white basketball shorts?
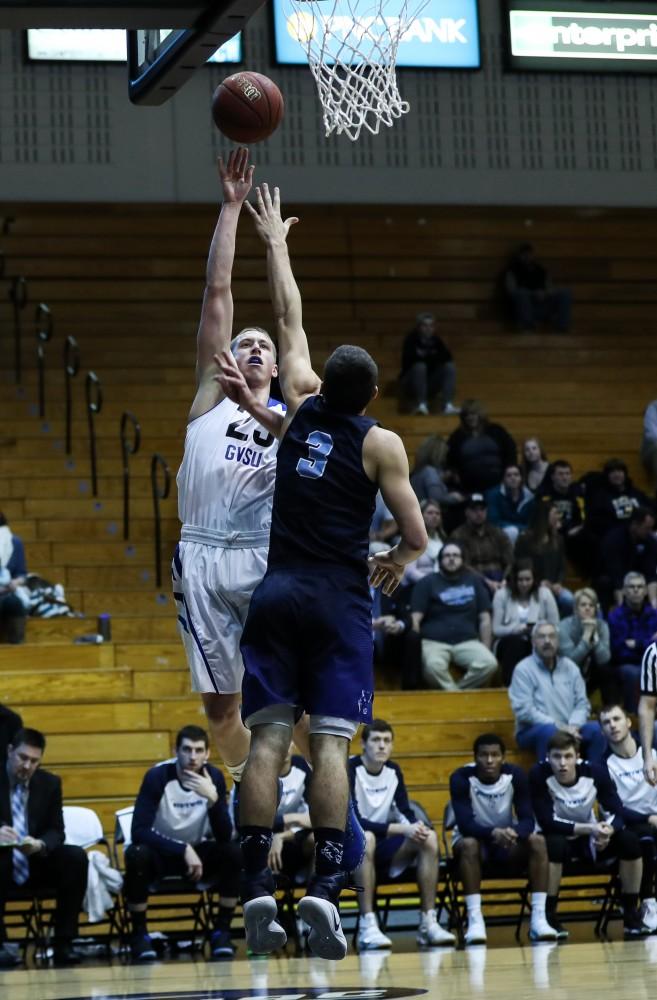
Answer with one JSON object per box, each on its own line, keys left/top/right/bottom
{"left": 172, "top": 540, "right": 268, "bottom": 694}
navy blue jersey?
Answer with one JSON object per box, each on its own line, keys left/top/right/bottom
{"left": 267, "top": 394, "right": 378, "bottom": 578}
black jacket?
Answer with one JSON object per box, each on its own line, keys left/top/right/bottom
{"left": 0, "top": 766, "right": 65, "bottom": 857}
{"left": 0, "top": 705, "right": 22, "bottom": 762}
{"left": 400, "top": 329, "right": 452, "bottom": 375}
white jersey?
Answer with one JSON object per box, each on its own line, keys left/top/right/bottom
{"left": 176, "top": 396, "right": 284, "bottom": 538}
{"left": 606, "top": 747, "right": 657, "bottom": 817}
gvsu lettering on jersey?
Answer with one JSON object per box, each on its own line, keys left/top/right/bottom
{"left": 225, "top": 444, "right": 264, "bottom": 468}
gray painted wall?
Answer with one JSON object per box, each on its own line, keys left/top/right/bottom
{"left": 1, "top": 4, "right": 656, "bottom": 204}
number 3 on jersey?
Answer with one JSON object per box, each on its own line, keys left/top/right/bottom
{"left": 297, "top": 431, "right": 334, "bottom": 480}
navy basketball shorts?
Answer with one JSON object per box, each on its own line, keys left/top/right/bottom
{"left": 240, "top": 566, "right": 374, "bottom": 726}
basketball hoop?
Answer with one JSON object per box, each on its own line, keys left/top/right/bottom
{"left": 286, "top": 0, "right": 430, "bottom": 140}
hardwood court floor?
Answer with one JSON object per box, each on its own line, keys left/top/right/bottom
{"left": 4, "top": 937, "right": 657, "bottom": 1000}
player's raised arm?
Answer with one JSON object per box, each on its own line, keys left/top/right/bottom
{"left": 244, "top": 183, "right": 320, "bottom": 410}
{"left": 189, "top": 147, "right": 254, "bottom": 422}
{"left": 364, "top": 427, "right": 428, "bottom": 595}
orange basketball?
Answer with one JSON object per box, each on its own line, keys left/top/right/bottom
{"left": 211, "top": 71, "right": 284, "bottom": 143}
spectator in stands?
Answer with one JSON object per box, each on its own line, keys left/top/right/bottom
{"left": 402, "top": 500, "right": 447, "bottom": 586}
{"left": 486, "top": 464, "right": 535, "bottom": 545}
{"left": 450, "top": 494, "right": 514, "bottom": 593}
{"left": 492, "top": 560, "right": 559, "bottom": 685}
{"left": 370, "top": 492, "right": 398, "bottom": 554}
{"left": 0, "top": 704, "right": 22, "bottom": 762}
{"left": 399, "top": 312, "right": 459, "bottom": 416}
{"left": 410, "top": 435, "right": 464, "bottom": 507}
{"left": 515, "top": 501, "right": 573, "bottom": 615}
{"left": 267, "top": 743, "right": 313, "bottom": 886}
{"left": 411, "top": 542, "right": 498, "bottom": 691}
{"left": 558, "top": 588, "right": 614, "bottom": 703}
{"left": 372, "top": 587, "right": 420, "bottom": 690}
{"left": 608, "top": 573, "right": 657, "bottom": 714}
{"left": 124, "top": 724, "right": 241, "bottom": 962}
{"left": 446, "top": 400, "right": 517, "bottom": 495}
{"left": 641, "top": 398, "right": 657, "bottom": 493}
{"left": 521, "top": 437, "right": 550, "bottom": 494}
{"left": 595, "top": 506, "right": 657, "bottom": 612}
{"left": 537, "top": 461, "right": 588, "bottom": 569}
{"left": 0, "top": 512, "right": 27, "bottom": 645}
{"left": 0, "top": 727, "right": 88, "bottom": 968}
{"left": 585, "top": 459, "right": 651, "bottom": 546}
{"left": 503, "top": 243, "right": 572, "bottom": 333}
{"left": 350, "top": 719, "right": 455, "bottom": 950}
{"left": 599, "top": 704, "right": 657, "bottom": 931}
{"left": 449, "top": 733, "right": 555, "bottom": 945}
{"left": 530, "top": 730, "right": 647, "bottom": 938}
{"left": 508, "top": 622, "right": 606, "bottom": 763}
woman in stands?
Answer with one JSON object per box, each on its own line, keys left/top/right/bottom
{"left": 522, "top": 437, "right": 550, "bottom": 493}
{"left": 515, "top": 501, "right": 574, "bottom": 616}
{"left": 402, "top": 500, "right": 447, "bottom": 587}
{"left": 409, "top": 434, "right": 464, "bottom": 507}
{"left": 492, "top": 558, "right": 559, "bottom": 684}
{"left": 558, "top": 587, "right": 615, "bottom": 702}
{"left": 445, "top": 399, "right": 517, "bottom": 494}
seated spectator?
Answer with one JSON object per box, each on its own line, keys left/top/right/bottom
{"left": 450, "top": 494, "right": 514, "bottom": 593}
{"left": 595, "top": 506, "right": 657, "bottom": 612}
{"left": 370, "top": 491, "right": 398, "bottom": 554}
{"left": 558, "top": 589, "right": 614, "bottom": 703}
{"left": 402, "top": 500, "right": 447, "bottom": 587}
{"left": 515, "top": 502, "right": 574, "bottom": 616}
{"left": 124, "top": 725, "right": 241, "bottom": 962}
{"left": 508, "top": 622, "right": 606, "bottom": 763}
{"left": 411, "top": 543, "right": 498, "bottom": 691}
{"left": 0, "top": 727, "right": 88, "bottom": 968}
{"left": 449, "top": 733, "right": 555, "bottom": 945}
{"left": 0, "top": 513, "right": 27, "bottom": 644}
{"left": 0, "top": 703, "right": 22, "bottom": 762}
{"left": 410, "top": 435, "right": 464, "bottom": 507}
{"left": 521, "top": 437, "right": 550, "bottom": 494}
{"left": 492, "top": 560, "right": 559, "bottom": 686}
{"left": 584, "top": 459, "right": 651, "bottom": 546}
{"left": 350, "top": 719, "right": 455, "bottom": 950}
{"left": 503, "top": 243, "right": 572, "bottom": 333}
{"left": 641, "top": 398, "right": 657, "bottom": 493}
{"left": 446, "top": 399, "right": 517, "bottom": 494}
{"left": 268, "top": 744, "right": 313, "bottom": 886}
{"left": 529, "top": 730, "right": 646, "bottom": 938}
{"left": 485, "top": 464, "right": 535, "bottom": 545}
{"left": 600, "top": 704, "right": 657, "bottom": 932}
{"left": 399, "top": 312, "right": 458, "bottom": 416}
{"left": 608, "top": 573, "right": 657, "bottom": 714}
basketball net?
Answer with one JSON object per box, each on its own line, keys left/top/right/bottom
{"left": 287, "top": 0, "right": 430, "bottom": 140}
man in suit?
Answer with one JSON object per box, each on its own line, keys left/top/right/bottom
{"left": 0, "top": 727, "right": 88, "bottom": 967}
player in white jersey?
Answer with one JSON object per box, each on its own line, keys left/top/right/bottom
{"left": 173, "top": 148, "right": 295, "bottom": 785}
{"left": 599, "top": 703, "right": 657, "bottom": 930}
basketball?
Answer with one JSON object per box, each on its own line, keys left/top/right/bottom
{"left": 211, "top": 72, "right": 284, "bottom": 143}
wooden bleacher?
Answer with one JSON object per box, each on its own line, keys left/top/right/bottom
{"left": 1, "top": 202, "right": 655, "bottom": 841}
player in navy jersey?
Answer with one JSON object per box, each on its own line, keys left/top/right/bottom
{"left": 215, "top": 184, "right": 427, "bottom": 960}
{"left": 529, "top": 729, "right": 647, "bottom": 938}
{"left": 449, "top": 733, "right": 555, "bottom": 944}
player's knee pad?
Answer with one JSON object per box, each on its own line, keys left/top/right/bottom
{"left": 309, "top": 714, "right": 359, "bottom": 739}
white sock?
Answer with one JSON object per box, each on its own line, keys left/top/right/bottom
{"left": 421, "top": 909, "right": 436, "bottom": 924}
{"left": 226, "top": 758, "right": 248, "bottom": 783}
{"left": 643, "top": 897, "right": 656, "bottom": 906}
{"left": 531, "top": 891, "right": 547, "bottom": 918}
{"left": 362, "top": 912, "right": 377, "bottom": 926}
{"left": 465, "top": 894, "right": 482, "bottom": 916}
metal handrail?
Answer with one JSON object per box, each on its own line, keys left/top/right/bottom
{"left": 35, "top": 303, "right": 53, "bottom": 418}
{"left": 150, "top": 453, "right": 171, "bottom": 589}
{"left": 120, "top": 411, "right": 141, "bottom": 540}
{"left": 85, "top": 372, "right": 103, "bottom": 496}
{"left": 63, "top": 336, "right": 80, "bottom": 455}
{"left": 9, "top": 275, "right": 27, "bottom": 383}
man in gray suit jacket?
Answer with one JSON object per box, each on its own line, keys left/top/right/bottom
{"left": 0, "top": 727, "right": 88, "bottom": 967}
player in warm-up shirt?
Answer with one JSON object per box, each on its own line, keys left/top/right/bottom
{"left": 214, "top": 183, "right": 427, "bottom": 961}
{"left": 449, "top": 733, "right": 554, "bottom": 945}
{"left": 600, "top": 703, "right": 657, "bottom": 931}
{"left": 349, "top": 719, "right": 455, "bottom": 951}
{"left": 123, "top": 725, "right": 240, "bottom": 962}
{"left": 529, "top": 729, "right": 646, "bottom": 938}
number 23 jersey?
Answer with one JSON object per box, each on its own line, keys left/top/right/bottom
{"left": 176, "top": 396, "right": 285, "bottom": 535}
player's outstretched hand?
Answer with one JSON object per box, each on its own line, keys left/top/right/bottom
{"left": 218, "top": 147, "right": 255, "bottom": 205}
{"left": 212, "top": 349, "right": 255, "bottom": 406}
{"left": 368, "top": 550, "right": 405, "bottom": 596}
{"left": 244, "top": 183, "right": 298, "bottom": 244}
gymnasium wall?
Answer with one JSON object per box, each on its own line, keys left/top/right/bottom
{"left": 0, "top": 4, "right": 656, "bottom": 204}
